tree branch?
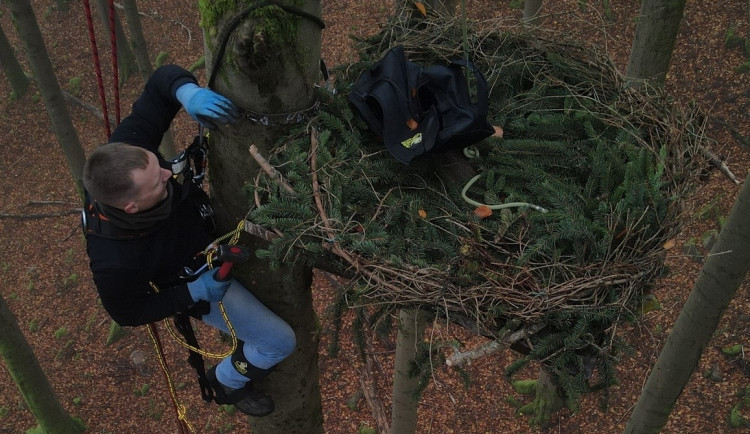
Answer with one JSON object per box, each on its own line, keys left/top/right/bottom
{"left": 701, "top": 146, "right": 740, "bottom": 185}
{"left": 445, "top": 322, "right": 545, "bottom": 367}
{"left": 359, "top": 359, "right": 390, "bottom": 434}
{"left": 248, "top": 145, "right": 296, "bottom": 195}
{"left": 0, "top": 210, "right": 80, "bottom": 220}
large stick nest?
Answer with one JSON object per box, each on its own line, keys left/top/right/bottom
{"left": 247, "top": 12, "right": 710, "bottom": 334}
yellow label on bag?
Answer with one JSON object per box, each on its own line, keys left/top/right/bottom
{"left": 401, "top": 133, "right": 423, "bottom": 149}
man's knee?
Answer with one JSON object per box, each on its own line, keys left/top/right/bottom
{"left": 279, "top": 324, "right": 296, "bottom": 359}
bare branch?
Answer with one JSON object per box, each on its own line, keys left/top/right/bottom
{"left": 445, "top": 322, "right": 545, "bottom": 367}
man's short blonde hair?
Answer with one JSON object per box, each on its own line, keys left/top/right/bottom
{"left": 83, "top": 143, "right": 150, "bottom": 207}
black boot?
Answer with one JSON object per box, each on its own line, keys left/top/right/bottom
{"left": 207, "top": 365, "right": 275, "bottom": 417}
{"left": 207, "top": 341, "right": 277, "bottom": 417}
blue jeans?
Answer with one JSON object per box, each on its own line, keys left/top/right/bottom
{"left": 201, "top": 279, "right": 296, "bottom": 389}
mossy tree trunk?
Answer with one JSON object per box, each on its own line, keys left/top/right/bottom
{"left": 624, "top": 174, "right": 750, "bottom": 433}
{"left": 390, "top": 308, "right": 427, "bottom": 434}
{"left": 9, "top": 0, "right": 86, "bottom": 198}
{"left": 0, "top": 25, "right": 29, "bottom": 99}
{"left": 625, "top": 0, "right": 686, "bottom": 88}
{"left": 0, "top": 294, "right": 84, "bottom": 433}
{"left": 200, "top": 1, "right": 324, "bottom": 432}
{"left": 529, "top": 369, "right": 563, "bottom": 426}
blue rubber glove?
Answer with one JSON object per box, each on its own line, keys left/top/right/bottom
{"left": 175, "top": 83, "right": 239, "bottom": 130}
{"left": 187, "top": 270, "right": 231, "bottom": 303}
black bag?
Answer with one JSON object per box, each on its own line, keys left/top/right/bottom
{"left": 348, "top": 45, "right": 495, "bottom": 164}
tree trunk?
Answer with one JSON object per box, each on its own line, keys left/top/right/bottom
{"left": 121, "top": 0, "right": 176, "bottom": 158}
{"left": 9, "top": 0, "right": 86, "bottom": 198}
{"left": 0, "top": 25, "right": 30, "bottom": 99}
{"left": 624, "top": 174, "right": 750, "bottom": 433}
{"left": 625, "top": 0, "right": 686, "bottom": 88}
{"left": 390, "top": 308, "right": 427, "bottom": 434}
{"left": 522, "top": 0, "right": 544, "bottom": 26}
{"left": 121, "top": 0, "right": 152, "bottom": 82}
{"left": 0, "top": 294, "right": 84, "bottom": 433}
{"left": 200, "top": 2, "right": 324, "bottom": 432}
{"left": 94, "top": 0, "right": 137, "bottom": 88}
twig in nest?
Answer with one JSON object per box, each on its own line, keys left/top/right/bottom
{"left": 243, "top": 220, "right": 279, "bottom": 242}
{"left": 248, "top": 145, "right": 296, "bottom": 195}
{"left": 309, "top": 130, "right": 407, "bottom": 293}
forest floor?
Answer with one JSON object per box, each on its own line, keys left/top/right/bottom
{"left": 0, "top": 1, "right": 749, "bottom": 433}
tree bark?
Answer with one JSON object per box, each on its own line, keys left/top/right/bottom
{"left": 0, "top": 294, "right": 84, "bottom": 433}
{"left": 0, "top": 25, "right": 30, "bottom": 99}
{"left": 390, "top": 308, "right": 427, "bottom": 434}
{"left": 625, "top": 0, "right": 686, "bottom": 88}
{"left": 121, "top": 0, "right": 153, "bottom": 82}
{"left": 9, "top": 0, "right": 86, "bottom": 198}
{"left": 201, "top": 1, "right": 324, "bottom": 432}
{"left": 624, "top": 174, "right": 750, "bottom": 433}
{"left": 121, "top": 0, "right": 176, "bottom": 157}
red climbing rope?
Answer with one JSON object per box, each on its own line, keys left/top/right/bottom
{"left": 107, "top": 0, "right": 121, "bottom": 125}
{"left": 81, "top": 4, "right": 195, "bottom": 433}
{"left": 82, "top": 0, "right": 111, "bottom": 138}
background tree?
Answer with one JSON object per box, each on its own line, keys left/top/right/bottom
{"left": 94, "top": 0, "right": 136, "bottom": 88}
{"left": 121, "top": 0, "right": 176, "bottom": 157}
{"left": 198, "top": 2, "right": 325, "bottom": 432}
{"left": 121, "top": 0, "right": 152, "bottom": 82}
{"left": 0, "top": 24, "right": 29, "bottom": 99}
{"left": 8, "top": 0, "right": 86, "bottom": 197}
{"left": 624, "top": 174, "right": 750, "bottom": 433}
{"left": 0, "top": 294, "right": 84, "bottom": 433}
{"left": 390, "top": 309, "right": 427, "bottom": 434}
{"left": 625, "top": 0, "right": 686, "bottom": 87}
{"left": 522, "top": 0, "right": 543, "bottom": 25}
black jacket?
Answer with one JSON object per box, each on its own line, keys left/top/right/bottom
{"left": 85, "top": 65, "right": 212, "bottom": 326}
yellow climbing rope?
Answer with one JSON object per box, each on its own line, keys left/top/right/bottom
{"left": 153, "top": 219, "right": 246, "bottom": 359}
{"left": 145, "top": 219, "right": 247, "bottom": 432}
{"left": 147, "top": 323, "right": 195, "bottom": 433}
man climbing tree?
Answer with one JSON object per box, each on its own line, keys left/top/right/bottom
{"left": 81, "top": 64, "right": 296, "bottom": 418}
